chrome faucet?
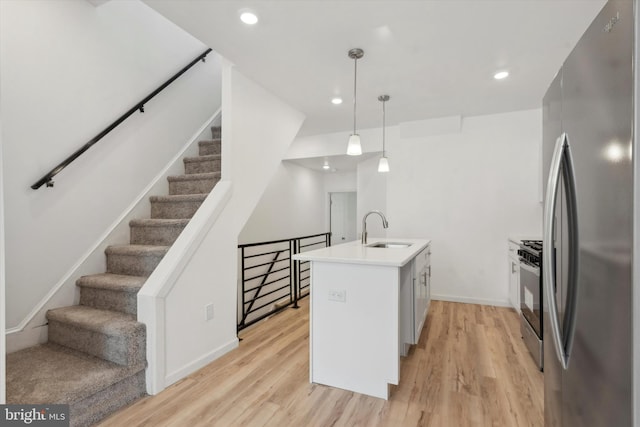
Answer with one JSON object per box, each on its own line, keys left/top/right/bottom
{"left": 362, "top": 210, "right": 389, "bottom": 244}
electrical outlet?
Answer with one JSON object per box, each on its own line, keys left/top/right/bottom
{"left": 328, "top": 290, "right": 346, "bottom": 303}
{"left": 205, "top": 303, "right": 214, "bottom": 320}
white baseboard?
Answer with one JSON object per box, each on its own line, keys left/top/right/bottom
{"left": 6, "top": 325, "right": 48, "bottom": 354}
{"left": 164, "top": 338, "right": 239, "bottom": 388}
{"left": 431, "top": 293, "right": 512, "bottom": 308}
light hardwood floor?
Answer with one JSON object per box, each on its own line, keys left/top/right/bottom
{"left": 97, "top": 299, "right": 543, "bottom": 427}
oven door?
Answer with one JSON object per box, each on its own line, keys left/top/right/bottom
{"left": 520, "top": 260, "right": 542, "bottom": 338}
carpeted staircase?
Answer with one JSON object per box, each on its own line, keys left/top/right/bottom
{"left": 6, "top": 127, "right": 222, "bottom": 427}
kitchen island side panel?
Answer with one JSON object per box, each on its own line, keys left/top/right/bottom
{"left": 310, "top": 261, "right": 400, "bottom": 399}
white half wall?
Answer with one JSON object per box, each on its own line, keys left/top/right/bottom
{"left": 239, "top": 162, "right": 326, "bottom": 244}
{"left": 158, "top": 65, "right": 305, "bottom": 391}
{"left": 386, "top": 109, "right": 542, "bottom": 306}
{"left": 0, "top": 0, "right": 220, "bottom": 329}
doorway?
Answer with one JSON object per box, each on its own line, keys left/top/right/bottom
{"left": 329, "top": 192, "right": 357, "bottom": 245}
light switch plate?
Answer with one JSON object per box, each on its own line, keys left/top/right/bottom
{"left": 205, "top": 303, "right": 214, "bottom": 320}
{"left": 328, "top": 290, "right": 346, "bottom": 303}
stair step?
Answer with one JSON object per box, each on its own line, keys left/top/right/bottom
{"left": 150, "top": 193, "right": 207, "bottom": 219}
{"left": 183, "top": 154, "right": 221, "bottom": 174}
{"left": 6, "top": 343, "right": 145, "bottom": 425}
{"left": 211, "top": 126, "right": 221, "bottom": 139}
{"left": 47, "top": 306, "right": 145, "bottom": 366}
{"left": 167, "top": 172, "right": 220, "bottom": 195}
{"left": 129, "top": 218, "right": 189, "bottom": 246}
{"left": 199, "top": 139, "right": 221, "bottom": 156}
{"left": 78, "top": 273, "right": 146, "bottom": 315}
{"left": 106, "top": 244, "right": 169, "bottom": 277}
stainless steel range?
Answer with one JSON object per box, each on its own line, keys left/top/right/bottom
{"left": 518, "top": 239, "right": 543, "bottom": 370}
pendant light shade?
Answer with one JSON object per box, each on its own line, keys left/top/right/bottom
{"left": 377, "top": 156, "right": 390, "bottom": 172}
{"left": 377, "top": 94, "right": 390, "bottom": 173}
{"left": 347, "top": 134, "right": 362, "bottom": 156}
{"left": 347, "top": 48, "right": 364, "bottom": 156}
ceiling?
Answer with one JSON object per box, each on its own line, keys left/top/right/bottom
{"left": 145, "top": 0, "right": 606, "bottom": 137}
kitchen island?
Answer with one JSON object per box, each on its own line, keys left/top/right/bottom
{"left": 293, "top": 237, "right": 431, "bottom": 399}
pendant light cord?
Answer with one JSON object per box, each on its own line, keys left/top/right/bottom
{"left": 353, "top": 57, "right": 358, "bottom": 135}
{"left": 382, "top": 98, "right": 386, "bottom": 156}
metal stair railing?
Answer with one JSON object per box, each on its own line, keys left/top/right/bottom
{"left": 237, "top": 232, "right": 330, "bottom": 331}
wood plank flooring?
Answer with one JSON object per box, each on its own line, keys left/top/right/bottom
{"left": 97, "top": 299, "right": 543, "bottom": 427}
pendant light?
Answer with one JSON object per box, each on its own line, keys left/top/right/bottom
{"left": 346, "top": 48, "right": 364, "bottom": 156}
{"left": 377, "top": 95, "right": 390, "bottom": 172}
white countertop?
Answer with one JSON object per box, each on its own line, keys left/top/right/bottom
{"left": 293, "top": 237, "right": 431, "bottom": 267}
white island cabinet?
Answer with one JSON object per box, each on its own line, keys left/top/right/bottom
{"left": 293, "top": 238, "right": 431, "bottom": 400}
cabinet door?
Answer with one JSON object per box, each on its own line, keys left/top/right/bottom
{"left": 508, "top": 241, "right": 520, "bottom": 313}
{"left": 509, "top": 256, "right": 520, "bottom": 313}
{"left": 413, "top": 246, "right": 430, "bottom": 342}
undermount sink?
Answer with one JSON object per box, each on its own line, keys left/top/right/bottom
{"left": 366, "top": 242, "right": 412, "bottom": 249}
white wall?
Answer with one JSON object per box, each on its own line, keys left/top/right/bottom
{"left": 0, "top": 120, "right": 6, "bottom": 403}
{"left": 386, "top": 109, "right": 542, "bottom": 305}
{"left": 292, "top": 109, "right": 542, "bottom": 306}
{"left": 324, "top": 171, "right": 357, "bottom": 194}
{"left": 357, "top": 156, "right": 388, "bottom": 239}
{"left": 157, "top": 65, "right": 305, "bottom": 390}
{"left": 239, "top": 162, "right": 326, "bottom": 244}
{"left": 0, "top": 0, "right": 220, "bottom": 329}
{"left": 287, "top": 127, "right": 384, "bottom": 160}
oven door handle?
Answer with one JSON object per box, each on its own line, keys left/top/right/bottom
{"left": 543, "top": 132, "right": 579, "bottom": 371}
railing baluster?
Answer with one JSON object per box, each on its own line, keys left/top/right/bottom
{"left": 292, "top": 239, "right": 299, "bottom": 309}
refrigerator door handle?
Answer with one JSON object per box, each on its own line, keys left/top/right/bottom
{"left": 544, "top": 132, "right": 579, "bottom": 370}
{"left": 561, "top": 133, "right": 580, "bottom": 367}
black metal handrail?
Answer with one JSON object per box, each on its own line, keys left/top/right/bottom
{"left": 31, "top": 48, "right": 213, "bottom": 190}
{"left": 237, "top": 232, "right": 331, "bottom": 331}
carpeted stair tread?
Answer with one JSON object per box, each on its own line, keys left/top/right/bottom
{"left": 47, "top": 306, "right": 146, "bottom": 366}
{"left": 183, "top": 154, "right": 221, "bottom": 174}
{"left": 105, "top": 244, "right": 170, "bottom": 256}
{"left": 6, "top": 343, "right": 145, "bottom": 406}
{"left": 77, "top": 274, "right": 144, "bottom": 315}
{"left": 47, "top": 305, "right": 140, "bottom": 335}
{"left": 149, "top": 193, "right": 208, "bottom": 203}
{"left": 167, "top": 172, "right": 220, "bottom": 196}
{"left": 149, "top": 193, "right": 208, "bottom": 219}
{"left": 76, "top": 273, "right": 146, "bottom": 293}
{"left": 198, "top": 139, "right": 221, "bottom": 156}
{"left": 129, "top": 218, "right": 190, "bottom": 227}
{"left": 167, "top": 172, "right": 220, "bottom": 182}
{"left": 129, "top": 219, "right": 189, "bottom": 246}
{"left": 183, "top": 154, "right": 221, "bottom": 163}
{"left": 210, "top": 126, "right": 221, "bottom": 138}
{"left": 105, "top": 244, "right": 169, "bottom": 277}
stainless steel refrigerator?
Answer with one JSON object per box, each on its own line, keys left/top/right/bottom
{"left": 542, "top": 0, "right": 635, "bottom": 426}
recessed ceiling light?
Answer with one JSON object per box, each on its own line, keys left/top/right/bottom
{"left": 331, "top": 97, "right": 343, "bottom": 105}
{"left": 323, "top": 164, "right": 331, "bottom": 170}
{"left": 240, "top": 12, "right": 258, "bottom": 25}
{"left": 494, "top": 70, "right": 509, "bottom": 80}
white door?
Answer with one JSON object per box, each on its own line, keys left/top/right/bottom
{"left": 330, "top": 192, "right": 357, "bottom": 245}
